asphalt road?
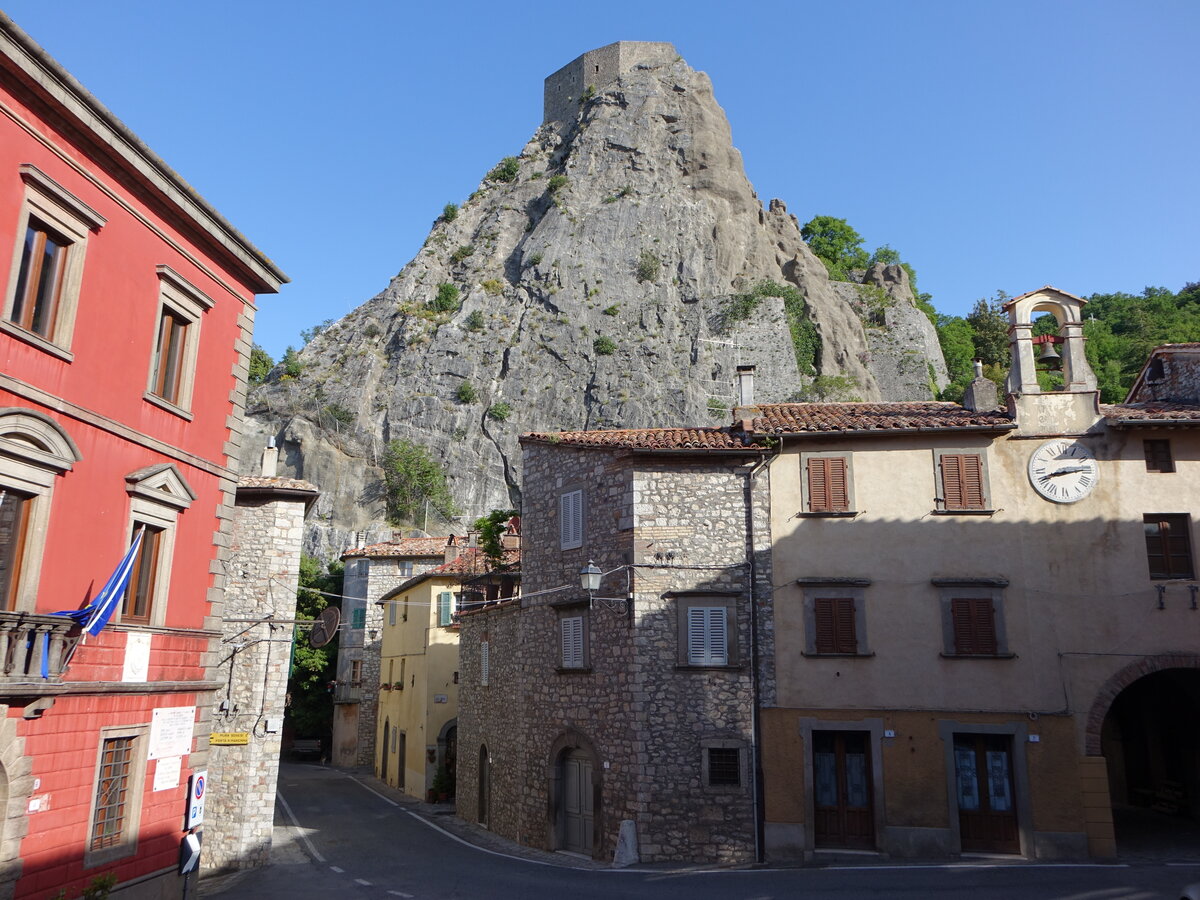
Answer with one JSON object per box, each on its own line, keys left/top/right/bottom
{"left": 198, "top": 763, "right": 1200, "bottom": 900}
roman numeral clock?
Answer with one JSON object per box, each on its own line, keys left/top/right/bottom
{"left": 1028, "top": 439, "right": 1099, "bottom": 503}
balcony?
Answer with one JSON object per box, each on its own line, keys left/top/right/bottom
{"left": 0, "top": 612, "right": 78, "bottom": 691}
{"left": 332, "top": 681, "right": 362, "bottom": 704}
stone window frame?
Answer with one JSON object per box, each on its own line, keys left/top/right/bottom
{"left": 559, "top": 487, "right": 585, "bottom": 551}
{"left": 671, "top": 591, "right": 740, "bottom": 669}
{"left": 83, "top": 722, "right": 149, "bottom": 869}
{"left": 797, "top": 577, "right": 872, "bottom": 657}
{"left": 2, "top": 164, "right": 106, "bottom": 360}
{"left": 799, "top": 450, "right": 857, "bottom": 516}
{"left": 143, "top": 266, "right": 212, "bottom": 419}
{"left": 932, "top": 578, "right": 1014, "bottom": 659}
{"left": 700, "top": 737, "right": 748, "bottom": 792}
{"left": 0, "top": 409, "right": 80, "bottom": 612}
{"left": 552, "top": 599, "right": 591, "bottom": 672}
{"left": 119, "top": 464, "right": 195, "bottom": 629}
{"left": 932, "top": 447, "right": 994, "bottom": 515}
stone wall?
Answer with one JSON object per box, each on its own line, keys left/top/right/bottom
{"left": 205, "top": 485, "right": 311, "bottom": 871}
{"left": 458, "top": 442, "right": 770, "bottom": 863}
{"left": 542, "top": 41, "right": 676, "bottom": 134}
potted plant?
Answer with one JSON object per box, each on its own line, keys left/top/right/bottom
{"left": 380, "top": 683, "right": 391, "bottom": 691}
{"left": 430, "top": 766, "right": 452, "bottom": 802}
{"left": 393, "top": 681, "right": 404, "bottom": 690}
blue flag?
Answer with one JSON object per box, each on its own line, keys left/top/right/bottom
{"left": 55, "top": 527, "right": 145, "bottom": 635}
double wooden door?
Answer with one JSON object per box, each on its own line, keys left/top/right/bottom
{"left": 561, "top": 749, "right": 594, "bottom": 854}
{"left": 954, "top": 733, "right": 1019, "bottom": 853}
{"left": 813, "top": 731, "right": 874, "bottom": 849}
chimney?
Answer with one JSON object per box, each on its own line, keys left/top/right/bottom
{"left": 736, "top": 365, "right": 755, "bottom": 407}
{"left": 261, "top": 436, "right": 278, "bottom": 477}
{"left": 963, "top": 359, "right": 999, "bottom": 412}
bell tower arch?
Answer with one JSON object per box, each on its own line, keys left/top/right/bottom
{"left": 1004, "top": 286, "right": 1098, "bottom": 395}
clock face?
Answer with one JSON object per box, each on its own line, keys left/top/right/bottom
{"left": 1028, "top": 439, "right": 1099, "bottom": 503}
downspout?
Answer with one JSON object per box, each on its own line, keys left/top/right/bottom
{"left": 743, "top": 449, "right": 772, "bottom": 864}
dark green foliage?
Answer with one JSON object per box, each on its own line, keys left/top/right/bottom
{"left": 287, "top": 556, "right": 343, "bottom": 739}
{"left": 320, "top": 403, "right": 355, "bottom": 428}
{"left": 869, "top": 245, "right": 901, "bottom": 266}
{"left": 547, "top": 174, "right": 568, "bottom": 193}
{"left": 800, "top": 215, "right": 869, "bottom": 281}
{"left": 593, "top": 336, "right": 617, "bottom": 355}
{"left": 579, "top": 84, "right": 596, "bottom": 103}
{"left": 248, "top": 345, "right": 273, "bottom": 385}
{"left": 449, "top": 245, "right": 475, "bottom": 264}
{"left": 719, "top": 280, "right": 816, "bottom": 375}
{"left": 465, "top": 310, "right": 486, "bottom": 331}
{"left": 281, "top": 346, "right": 303, "bottom": 379}
{"left": 966, "top": 296, "right": 1010, "bottom": 366}
{"left": 602, "top": 304, "right": 620, "bottom": 316}
{"left": 794, "top": 375, "right": 862, "bottom": 402}
{"left": 455, "top": 381, "right": 478, "bottom": 404}
{"left": 431, "top": 283, "right": 461, "bottom": 312}
{"left": 301, "top": 318, "right": 335, "bottom": 345}
{"left": 474, "top": 508, "right": 518, "bottom": 565}
{"left": 488, "top": 156, "right": 521, "bottom": 183}
{"left": 442, "top": 202, "right": 459, "bottom": 223}
{"left": 635, "top": 250, "right": 661, "bottom": 283}
{"left": 381, "top": 439, "right": 458, "bottom": 525}
{"left": 487, "top": 401, "right": 512, "bottom": 421}
{"left": 362, "top": 322, "right": 381, "bottom": 338}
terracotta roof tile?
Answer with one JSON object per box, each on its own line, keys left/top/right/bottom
{"left": 238, "top": 475, "right": 318, "bottom": 492}
{"left": 343, "top": 537, "right": 450, "bottom": 559}
{"left": 1101, "top": 402, "right": 1200, "bottom": 424}
{"left": 394, "top": 548, "right": 520, "bottom": 593}
{"left": 750, "top": 402, "right": 1014, "bottom": 434}
{"left": 521, "top": 427, "right": 760, "bottom": 451}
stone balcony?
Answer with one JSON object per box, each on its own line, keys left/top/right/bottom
{"left": 0, "top": 612, "right": 77, "bottom": 691}
{"left": 332, "top": 681, "right": 361, "bottom": 704}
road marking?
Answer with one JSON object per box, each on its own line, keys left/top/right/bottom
{"left": 343, "top": 773, "right": 399, "bottom": 807}
{"left": 388, "top": 892, "right": 413, "bottom": 898}
{"left": 275, "top": 789, "right": 326, "bottom": 863}
{"left": 355, "top": 878, "right": 372, "bottom": 886}
{"left": 329, "top": 866, "right": 344, "bottom": 874}
{"left": 822, "top": 862, "right": 1131, "bottom": 871}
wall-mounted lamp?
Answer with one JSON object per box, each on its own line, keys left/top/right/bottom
{"left": 368, "top": 628, "right": 378, "bottom": 641}
{"left": 580, "top": 560, "right": 632, "bottom": 616}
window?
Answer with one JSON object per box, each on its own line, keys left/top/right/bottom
{"left": 85, "top": 725, "right": 147, "bottom": 867}
{"left": 559, "top": 489, "right": 583, "bottom": 550}
{"left": 674, "top": 594, "right": 738, "bottom": 667}
{"left": 122, "top": 463, "right": 193, "bottom": 628}
{"left": 934, "top": 579, "right": 1011, "bottom": 658}
{"left": 3, "top": 165, "right": 105, "bottom": 357}
{"left": 121, "top": 524, "right": 162, "bottom": 624}
{"left": 1143, "top": 439, "right": 1174, "bottom": 473}
{"left": 351, "top": 606, "right": 366, "bottom": 630}
{"left": 814, "top": 597, "right": 857, "bottom": 654}
{"left": 350, "top": 659, "right": 362, "bottom": 687}
{"left": 560, "top": 614, "right": 587, "bottom": 669}
{"left": 1144, "top": 514, "right": 1194, "bottom": 580}
{"left": 802, "top": 452, "right": 854, "bottom": 514}
{"left": 144, "top": 266, "right": 211, "bottom": 416}
{"left": 388, "top": 600, "right": 396, "bottom": 627}
{"left": 935, "top": 450, "right": 990, "bottom": 512}
{"left": 799, "top": 579, "right": 870, "bottom": 656}
{"left": 0, "top": 411, "right": 80, "bottom": 612}
{"left": 437, "top": 591, "right": 454, "bottom": 626}
{"left": 701, "top": 739, "right": 746, "bottom": 790}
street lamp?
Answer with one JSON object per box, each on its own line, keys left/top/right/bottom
{"left": 579, "top": 561, "right": 631, "bottom": 617}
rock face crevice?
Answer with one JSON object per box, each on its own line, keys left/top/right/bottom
{"left": 246, "top": 42, "right": 947, "bottom": 545}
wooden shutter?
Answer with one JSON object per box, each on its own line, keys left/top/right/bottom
{"left": 814, "top": 597, "right": 857, "bottom": 653}
{"left": 1144, "top": 514, "right": 1195, "bottom": 579}
{"left": 1143, "top": 439, "right": 1174, "bottom": 473}
{"left": 438, "top": 591, "right": 453, "bottom": 626}
{"left": 808, "top": 457, "right": 849, "bottom": 512}
{"left": 942, "top": 454, "right": 985, "bottom": 510}
{"left": 560, "top": 490, "right": 583, "bottom": 549}
{"left": 561, "top": 616, "right": 584, "bottom": 668}
{"left": 951, "top": 597, "right": 997, "bottom": 655}
{"left": 688, "top": 606, "right": 728, "bottom": 666}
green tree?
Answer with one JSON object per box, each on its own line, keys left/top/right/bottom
{"left": 287, "top": 556, "right": 343, "bottom": 739}
{"left": 281, "top": 346, "right": 303, "bottom": 379}
{"left": 965, "top": 295, "right": 1009, "bottom": 366}
{"left": 800, "top": 215, "right": 869, "bottom": 281}
{"left": 380, "top": 440, "right": 457, "bottom": 525}
{"left": 473, "top": 509, "right": 518, "bottom": 565}
{"left": 248, "top": 345, "right": 274, "bottom": 385}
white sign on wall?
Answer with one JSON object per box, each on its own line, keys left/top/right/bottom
{"left": 149, "top": 706, "right": 196, "bottom": 760}
{"left": 122, "top": 632, "right": 151, "bottom": 682}
{"left": 154, "top": 756, "right": 182, "bottom": 792}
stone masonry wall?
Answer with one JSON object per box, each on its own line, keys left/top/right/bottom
{"left": 542, "top": 41, "right": 676, "bottom": 134}
{"left": 459, "top": 441, "right": 768, "bottom": 863}
{"left": 205, "top": 492, "right": 308, "bottom": 871}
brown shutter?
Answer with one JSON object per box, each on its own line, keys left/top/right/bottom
{"left": 833, "top": 597, "right": 856, "bottom": 653}
{"left": 942, "top": 454, "right": 985, "bottom": 510}
{"left": 1145, "top": 514, "right": 1195, "bottom": 579}
{"left": 808, "top": 457, "right": 849, "bottom": 512}
{"left": 814, "top": 597, "right": 856, "bottom": 654}
{"left": 951, "top": 597, "right": 996, "bottom": 655}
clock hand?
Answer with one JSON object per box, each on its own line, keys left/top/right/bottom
{"left": 1048, "top": 466, "right": 1090, "bottom": 477}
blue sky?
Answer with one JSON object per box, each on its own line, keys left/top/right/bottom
{"left": 6, "top": 1, "right": 1197, "bottom": 359}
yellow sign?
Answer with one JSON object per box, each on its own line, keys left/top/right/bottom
{"left": 209, "top": 732, "right": 250, "bottom": 746}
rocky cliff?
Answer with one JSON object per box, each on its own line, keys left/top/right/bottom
{"left": 245, "top": 41, "right": 947, "bottom": 553}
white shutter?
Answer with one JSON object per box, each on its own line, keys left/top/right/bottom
{"left": 561, "top": 616, "right": 584, "bottom": 668}
{"left": 688, "top": 606, "right": 728, "bottom": 666}
{"left": 480, "top": 641, "right": 489, "bottom": 686}
{"left": 560, "top": 489, "right": 583, "bottom": 550}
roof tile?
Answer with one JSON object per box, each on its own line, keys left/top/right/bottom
{"left": 750, "top": 402, "right": 1014, "bottom": 434}
{"left": 522, "top": 427, "right": 759, "bottom": 451}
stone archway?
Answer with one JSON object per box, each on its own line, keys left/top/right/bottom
{"left": 546, "top": 730, "right": 601, "bottom": 858}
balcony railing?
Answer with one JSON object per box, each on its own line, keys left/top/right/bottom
{"left": 0, "top": 613, "right": 78, "bottom": 684}
{"left": 332, "top": 681, "right": 361, "bottom": 704}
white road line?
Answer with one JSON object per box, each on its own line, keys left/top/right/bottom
{"left": 275, "top": 789, "right": 326, "bottom": 864}
{"left": 822, "top": 862, "right": 1131, "bottom": 871}
{"left": 343, "top": 773, "right": 399, "bottom": 807}
{"left": 388, "top": 892, "right": 414, "bottom": 898}
{"left": 329, "top": 866, "right": 344, "bottom": 874}
{"left": 355, "top": 878, "right": 372, "bottom": 886}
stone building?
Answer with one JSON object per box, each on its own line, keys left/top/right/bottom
{"left": 459, "top": 286, "right": 1200, "bottom": 864}
{"left": 205, "top": 444, "right": 316, "bottom": 871}
{"left": 457, "top": 429, "right": 771, "bottom": 863}
{"left": 334, "top": 537, "right": 452, "bottom": 767}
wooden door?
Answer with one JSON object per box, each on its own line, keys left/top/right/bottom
{"left": 381, "top": 719, "right": 390, "bottom": 784}
{"left": 954, "top": 733, "right": 1019, "bottom": 853}
{"left": 562, "top": 750, "right": 594, "bottom": 853}
{"left": 397, "top": 731, "right": 406, "bottom": 790}
{"left": 813, "top": 731, "right": 874, "bottom": 849}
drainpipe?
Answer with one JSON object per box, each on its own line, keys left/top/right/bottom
{"left": 743, "top": 450, "right": 772, "bottom": 864}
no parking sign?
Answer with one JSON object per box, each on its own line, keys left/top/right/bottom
{"left": 185, "top": 771, "right": 206, "bottom": 829}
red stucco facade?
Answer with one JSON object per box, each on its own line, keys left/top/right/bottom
{"left": 0, "top": 14, "right": 284, "bottom": 899}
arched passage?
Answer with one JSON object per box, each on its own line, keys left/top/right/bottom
{"left": 1095, "top": 664, "right": 1200, "bottom": 854}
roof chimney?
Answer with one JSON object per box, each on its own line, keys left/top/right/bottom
{"left": 261, "top": 436, "right": 278, "bottom": 477}
{"left": 963, "top": 359, "right": 999, "bottom": 412}
{"left": 736, "top": 365, "right": 755, "bottom": 407}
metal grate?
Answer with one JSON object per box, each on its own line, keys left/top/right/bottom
{"left": 91, "top": 737, "right": 134, "bottom": 850}
{"left": 708, "top": 747, "right": 740, "bottom": 786}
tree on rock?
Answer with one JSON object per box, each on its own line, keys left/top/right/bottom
{"left": 800, "top": 215, "right": 870, "bottom": 281}
{"left": 381, "top": 439, "right": 458, "bottom": 526}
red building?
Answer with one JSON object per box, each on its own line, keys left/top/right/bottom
{"left": 0, "top": 15, "right": 285, "bottom": 899}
